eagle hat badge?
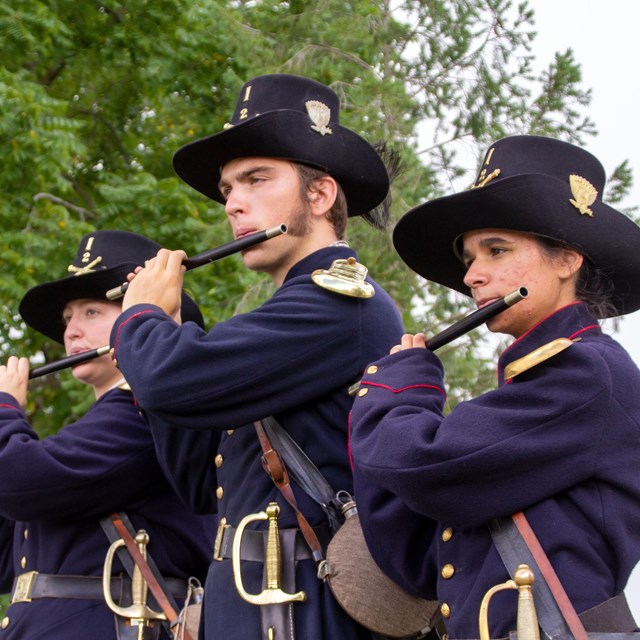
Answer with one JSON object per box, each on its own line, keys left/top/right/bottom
{"left": 305, "top": 100, "right": 333, "bottom": 136}
{"left": 569, "top": 174, "right": 597, "bottom": 217}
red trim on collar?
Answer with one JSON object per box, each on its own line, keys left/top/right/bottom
{"left": 0, "top": 404, "right": 19, "bottom": 410}
{"left": 501, "top": 301, "right": 584, "bottom": 357}
{"left": 568, "top": 324, "right": 599, "bottom": 340}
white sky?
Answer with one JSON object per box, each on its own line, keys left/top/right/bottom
{"left": 529, "top": 1, "right": 640, "bottom": 365}
{"left": 526, "top": 0, "right": 640, "bottom": 618}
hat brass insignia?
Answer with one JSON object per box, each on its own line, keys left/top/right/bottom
{"left": 68, "top": 256, "right": 103, "bottom": 276}
{"left": 569, "top": 174, "right": 597, "bottom": 217}
{"left": 470, "top": 169, "right": 500, "bottom": 190}
{"left": 305, "top": 100, "right": 333, "bottom": 136}
{"left": 312, "top": 257, "right": 374, "bottom": 298}
{"left": 469, "top": 146, "right": 500, "bottom": 189}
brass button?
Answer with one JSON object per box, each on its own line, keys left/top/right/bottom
{"left": 441, "top": 563, "right": 455, "bottom": 579}
{"left": 1, "top": 617, "right": 9, "bottom": 629}
{"left": 440, "top": 602, "right": 450, "bottom": 619}
{"left": 441, "top": 527, "right": 453, "bottom": 542}
{"left": 216, "top": 486, "right": 224, "bottom": 500}
{"left": 357, "top": 388, "right": 369, "bottom": 397}
{"left": 23, "top": 528, "right": 28, "bottom": 540}
{"left": 20, "top": 556, "right": 27, "bottom": 569}
{"left": 226, "top": 429, "right": 235, "bottom": 436}
{"left": 366, "top": 365, "right": 379, "bottom": 374}
{"left": 214, "top": 454, "right": 224, "bottom": 468}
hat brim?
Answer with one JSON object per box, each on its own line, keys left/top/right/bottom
{"left": 173, "top": 111, "right": 389, "bottom": 217}
{"left": 20, "top": 265, "right": 204, "bottom": 343}
{"left": 393, "top": 174, "right": 640, "bottom": 317}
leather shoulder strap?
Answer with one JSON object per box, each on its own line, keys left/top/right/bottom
{"left": 489, "top": 514, "right": 589, "bottom": 640}
{"left": 512, "top": 512, "right": 590, "bottom": 640}
{"left": 260, "top": 416, "right": 344, "bottom": 533}
{"left": 254, "top": 420, "right": 326, "bottom": 564}
{"left": 102, "top": 512, "right": 194, "bottom": 640}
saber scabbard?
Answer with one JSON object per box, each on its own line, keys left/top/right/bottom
{"left": 106, "top": 224, "right": 287, "bottom": 300}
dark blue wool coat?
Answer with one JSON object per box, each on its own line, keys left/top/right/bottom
{"left": 110, "top": 245, "right": 405, "bottom": 640}
{"left": 0, "top": 387, "right": 215, "bottom": 639}
{"left": 350, "top": 302, "right": 640, "bottom": 639}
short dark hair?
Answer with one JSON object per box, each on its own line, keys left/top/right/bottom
{"left": 536, "top": 236, "right": 617, "bottom": 319}
{"left": 293, "top": 163, "right": 348, "bottom": 240}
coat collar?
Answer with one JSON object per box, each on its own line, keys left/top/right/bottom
{"left": 498, "top": 302, "right": 601, "bottom": 384}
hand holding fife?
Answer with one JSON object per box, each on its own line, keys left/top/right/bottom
{"left": 390, "top": 332, "right": 427, "bottom": 354}
{"left": 0, "top": 356, "right": 30, "bottom": 408}
{"left": 122, "top": 248, "right": 186, "bottom": 324}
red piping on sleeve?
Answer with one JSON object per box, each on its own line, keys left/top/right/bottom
{"left": 112, "top": 309, "right": 155, "bottom": 353}
{"left": 362, "top": 380, "right": 446, "bottom": 396}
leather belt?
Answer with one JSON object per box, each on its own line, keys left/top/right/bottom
{"left": 11, "top": 571, "right": 187, "bottom": 605}
{"left": 213, "top": 518, "right": 330, "bottom": 562}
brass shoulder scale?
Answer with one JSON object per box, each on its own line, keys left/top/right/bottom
{"left": 504, "top": 337, "right": 580, "bottom": 381}
{"left": 311, "top": 257, "right": 375, "bottom": 299}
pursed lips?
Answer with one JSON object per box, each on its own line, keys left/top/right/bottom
{"left": 475, "top": 297, "right": 500, "bottom": 309}
{"left": 235, "top": 228, "right": 257, "bottom": 240}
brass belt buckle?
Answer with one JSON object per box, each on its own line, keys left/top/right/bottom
{"left": 213, "top": 517, "right": 229, "bottom": 561}
{"left": 12, "top": 571, "right": 38, "bottom": 604}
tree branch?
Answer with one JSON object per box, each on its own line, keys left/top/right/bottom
{"left": 32, "top": 193, "right": 96, "bottom": 221}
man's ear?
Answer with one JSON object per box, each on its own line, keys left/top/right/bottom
{"left": 307, "top": 175, "right": 338, "bottom": 218}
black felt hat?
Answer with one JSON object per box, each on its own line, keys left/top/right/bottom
{"left": 172, "top": 74, "right": 390, "bottom": 217}
{"left": 19, "top": 230, "right": 204, "bottom": 343}
{"left": 393, "top": 135, "right": 640, "bottom": 317}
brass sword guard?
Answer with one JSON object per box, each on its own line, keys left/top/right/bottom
{"left": 479, "top": 563, "right": 539, "bottom": 640}
{"left": 103, "top": 530, "right": 166, "bottom": 635}
{"left": 232, "top": 502, "right": 307, "bottom": 606}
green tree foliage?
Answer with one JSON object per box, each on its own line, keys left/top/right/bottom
{"left": 0, "top": 0, "right": 256, "bottom": 429}
{"left": 0, "top": 0, "right": 634, "bottom": 612}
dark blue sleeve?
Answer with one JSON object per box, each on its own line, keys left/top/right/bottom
{"left": 0, "top": 515, "right": 13, "bottom": 593}
{"left": 0, "top": 390, "right": 169, "bottom": 521}
{"left": 110, "top": 278, "right": 399, "bottom": 430}
{"left": 350, "top": 342, "right": 631, "bottom": 528}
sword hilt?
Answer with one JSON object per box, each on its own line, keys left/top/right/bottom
{"left": 103, "top": 529, "right": 166, "bottom": 632}
{"left": 479, "top": 563, "right": 539, "bottom": 640}
{"left": 232, "top": 502, "right": 307, "bottom": 606}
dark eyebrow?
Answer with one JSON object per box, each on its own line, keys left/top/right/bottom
{"left": 218, "top": 165, "right": 274, "bottom": 192}
{"left": 461, "top": 236, "right": 514, "bottom": 261}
